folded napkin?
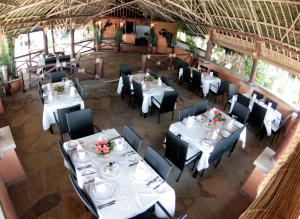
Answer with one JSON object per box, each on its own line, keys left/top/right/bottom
{"left": 252, "top": 93, "right": 257, "bottom": 99}
{"left": 135, "top": 161, "right": 148, "bottom": 180}
{"left": 209, "top": 72, "right": 213, "bottom": 77}
{"left": 94, "top": 177, "right": 106, "bottom": 193}
{"left": 77, "top": 144, "right": 86, "bottom": 160}
{"left": 69, "top": 86, "right": 76, "bottom": 96}
{"left": 211, "top": 130, "right": 219, "bottom": 141}
{"left": 226, "top": 119, "right": 234, "bottom": 131}
{"left": 157, "top": 78, "right": 162, "bottom": 86}
{"left": 114, "top": 138, "right": 125, "bottom": 151}
{"left": 185, "top": 116, "right": 194, "bottom": 127}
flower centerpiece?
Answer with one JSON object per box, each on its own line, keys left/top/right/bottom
{"left": 95, "top": 139, "right": 115, "bottom": 157}
{"left": 145, "top": 75, "right": 155, "bottom": 82}
{"left": 52, "top": 84, "right": 64, "bottom": 94}
{"left": 212, "top": 110, "right": 226, "bottom": 123}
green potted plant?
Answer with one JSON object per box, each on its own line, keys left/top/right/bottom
{"left": 186, "top": 35, "right": 196, "bottom": 56}
{"left": 114, "top": 27, "right": 123, "bottom": 52}
{"left": 159, "top": 29, "right": 174, "bottom": 53}
{"left": 94, "top": 20, "right": 112, "bottom": 52}
{"left": 144, "top": 28, "right": 157, "bottom": 53}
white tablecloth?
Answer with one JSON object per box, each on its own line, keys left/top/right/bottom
{"left": 42, "top": 81, "right": 85, "bottom": 130}
{"left": 229, "top": 94, "right": 281, "bottom": 136}
{"left": 64, "top": 129, "right": 176, "bottom": 219}
{"left": 201, "top": 76, "right": 221, "bottom": 97}
{"left": 117, "top": 73, "right": 174, "bottom": 114}
{"left": 169, "top": 108, "right": 246, "bottom": 171}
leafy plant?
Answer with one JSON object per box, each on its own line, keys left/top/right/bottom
{"left": 114, "top": 27, "right": 123, "bottom": 47}
{"left": 0, "top": 34, "right": 17, "bottom": 80}
{"left": 186, "top": 35, "right": 196, "bottom": 54}
{"left": 95, "top": 20, "right": 112, "bottom": 45}
{"left": 159, "top": 29, "right": 174, "bottom": 48}
{"left": 144, "top": 28, "right": 157, "bottom": 46}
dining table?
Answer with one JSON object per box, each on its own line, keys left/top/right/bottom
{"left": 42, "top": 80, "right": 85, "bottom": 130}
{"left": 168, "top": 108, "right": 246, "bottom": 171}
{"left": 117, "top": 73, "right": 174, "bottom": 114}
{"left": 229, "top": 94, "right": 281, "bottom": 136}
{"left": 63, "top": 128, "right": 176, "bottom": 219}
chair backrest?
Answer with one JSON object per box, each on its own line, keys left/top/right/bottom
{"left": 144, "top": 146, "right": 173, "bottom": 180}
{"left": 179, "top": 106, "right": 195, "bottom": 121}
{"left": 58, "top": 55, "right": 71, "bottom": 62}
{"left": 51, "top": 71, "right": 66, "bottom": 83}
{"left": 66, "top": 108, "right": 95, "bottom": 140}
{"left": 121, "top": 73, "right": 132, "bottom": 95}
{"left": 119, "top": 64, "right": 131, "bottom": 76}
{"left": 161, "top": 75, "right": 170, "bottom": 86}
{"left": 148, "top": 69, "right": 158, "bottom": 79}
{"left": 248, "top": 102, "right": 267, "bottom": 127}
{"left": 69, "top": 174, "right": 98, "bottom": 218}
{"left": 208, "top": 137, "right": 227, "bottom": 164}
{"left": 38, "top": 89, "right": 44, "bottom": 105}
{"left": 177, "top": 60, "right": 187, "bottom": 71}
{"left": 216, "top": 80, "right": 228, "bottom": 95}
{"left": 276, "top": 114, "right": 292, "bottom": 133}
{"left": 74, "top": 77, "right": 80, "bottom": 89}
{"left": 165, "top": 130, "right": 188, "bottom": 171}
{"left": 132, "top": 80, "right": 143, "bottom": 105}
{"left": 56, "top": 104, "right": 81, "bottom": 134}
{"left": 252, "top": 90, "right": 264, "bottom": 100}
{"left": 237, "top": 93, "right": 251, "bottom": 108}
{"left": 223, "top": 126, "right": 244, "bottom": 153}
{"left": 230, "top": 102, "right": 250, "bottom": 124}
{"left": 59, "top": 140, "right": 76, "bottom": 176}
{"left": 122, "top": 124, "right": 143, "bottom": 153}
{"left": 182, "top": 66, "right": 191, "bottom": 82}
{"left": 74, "top": 77, "right": 84, "bottom": 97}
{"left": 265, "top": 97, "right": 278, "bottom": 110}
{"left": 38, "top": 81, "right": 43, "bottom": 93}
{"left": 44, "top": 56, "right": 57, "bottom": 65}
{"left": 212, "top": 71, "right": 219, "bottom": 77}
{"left": 194, "top": 100, "right": 208, "bottom": 115}
{"left": 228, "top": 83, "right": 237, "bottom": 99}
{"left": 159, "top": 91, "right": 178, "bottom": 114}
{"left": 192, "top": 69, "right": 201, "bottom": 88}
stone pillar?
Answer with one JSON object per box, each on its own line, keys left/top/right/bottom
{"left": 204, "top": 29, "right": 213, "bottom": 61}
{"left": 141, "top": 55, "right": 147, "bottom": 73}
{"left": 70, "top": 27, "right": 75, "bottom": 58}
{"left": 249, "top": 43, "right": 261, "bottom": 84}
{"left": 43, "top": 28, "right": 48, "bottom": 55}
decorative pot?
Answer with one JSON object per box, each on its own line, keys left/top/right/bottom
{"left": 95, "top": 43, "right": 101, "bottom": 52}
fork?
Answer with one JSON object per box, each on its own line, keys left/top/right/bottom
{"left": 97, "top": 200, "right": 116, "bottom": 209}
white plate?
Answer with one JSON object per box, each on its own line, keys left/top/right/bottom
{"left": 200, "top": 140, "right": 212, "bottom": 148}
{"left": 68, "top": 140, "right": 80, "bottom": 149}
{"left": 72, "top": 151, "right": 93, "bottom": 163}
{"left": 129, "top": 165, "right": 153, "bottom": 183}
{"left": 101, "top": 162, "right": 121, "bottom": 178}
{"left": 125, "top": 153, "right": 140, "bottom": 163}
{"left": 89, "top": 181, "right": 115, "bottom": 201}
{"left": 221, "top": 130, "right": 231, "bottom": 138}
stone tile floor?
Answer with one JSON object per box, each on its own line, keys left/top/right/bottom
{"left": 0, "top": 52, "right": 282, "bottom": 219}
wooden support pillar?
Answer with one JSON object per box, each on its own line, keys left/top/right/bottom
{"left": 248, "top": 43, "right": 261, "bottom": 84}
{"left": 204, "top": 29, "right": 213, "bottom": 61}
{"left": 43, "top": 29, "right": 48, "bottom": 55}
{"left": 51, "top": 22, "right": 55, "bottom": 54}
{"left": 27, "top": 31, "right": 31, "bottom": 62}
{"left": 93, "top": 19, "right": 97, "bottom": 51}
{"left": 142, "top": 54, "right": 147, "bottom": 73}
{"left": 70, "top": 27, "right": 75, "bottom": 58}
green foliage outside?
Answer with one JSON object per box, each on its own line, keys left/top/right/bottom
{"left": 0, "top": 34, "right": 17, "bottom": 80}
{"left": 186, "top": 35, "right": 196, "bottom": 54}
{"left": 114, "top": 28, "right": 123, "bottom": 47}
{"left": 144, "top": 28, "right": 157, "bottom": 46}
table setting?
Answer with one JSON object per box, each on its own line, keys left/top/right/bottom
{"left": 42, "top": 80, "right": 85, "bottom": 130}
{"left": 64, "top": 128, "right": 175, "bottom": 219}
{"left": 201, "top": 72, "right": 221, "bottom": 96}
{"left": 169, "top": 108, "right": 246, "bottom": 171}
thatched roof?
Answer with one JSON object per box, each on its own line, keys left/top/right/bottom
{"left": 0, "top": 0, "right": 299, "bottom": 73}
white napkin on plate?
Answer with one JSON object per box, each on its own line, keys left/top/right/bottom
{"left": 227, "top": 119, "right": 234, "bottom": 131}
{"left": 77, "top": 144, "right": 86, "bottom": 160}
{"left": 157, "top": 77, "right": 162, "bottom": 86}
{"left": 69, "top": 86, "right": 76, "bottom": 96}
{"left": 209, "top": 72, "right": 213, "bottom": 77}
{"left": 135, "top": 161, "right": 148, "bottom": 180}
{"left": 252, "top": 93, "right": 257, "bottom": 99}
{"left": 211, "top": 130, "right": 219, "bottom": 141}
{"left": 94, "top": 177, "right": 106, "bottom": 193}
{"left": 185, "top": 116, "right": 193, "bottom": 127}
{"left": 115, "top": 138, "right": 124, "bottom": 151}
{"left": 268, "top": 102, "right": 272, "bottom": 108}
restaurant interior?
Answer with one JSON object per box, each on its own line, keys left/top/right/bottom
{"left": 0, "top": 0, "right": 299, "bottom": 219}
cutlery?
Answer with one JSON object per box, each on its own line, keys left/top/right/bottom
{"left": 84, "top": 179, "right": 95, "bottom": 184}
{"left": 121, "top": 151, "right": 135, "bottom": 157}
{"left": 128, "top": 160, "right": 140, "bottom": 167}
{"left": 97, "top": 200, "right": 116, "bottom": 209}
{"left": 153, "top": 181, "right": 165, "bottom": 190}
{"left": 109, "top": 136, "right": 122, "bottom": 141}
{"left": 147, "top": 176, "right": 159, "bottom": 186}
{"left": 77, "top": 164, "right": 91, "bottom": 171}
{"left": 82, "top": 171, "right": 97, "bottom": 176}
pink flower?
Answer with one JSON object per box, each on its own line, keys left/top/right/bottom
{"left": 96, "top": 145, "right": 102, "bottom": 152}
{"left": 214, "top": 110, "right": 218, "bottom": 115}
{"left": 221, "top": 114, "right": 225, "bottom": 119}
{"left": 213, "top": 118, "right": 219, "bottom": 123}
{"left": 102, "top": 145, "right": 110, "bottom": 153}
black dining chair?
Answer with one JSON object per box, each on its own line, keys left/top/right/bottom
{"left": 194, "top": 100, "right": 208, "bottom": 115}
{"left": 237, "top": 93, "right": 251, "bottom": 108}
{"left": 119, "top": 64, "right": 132, "bottom": 76}
{"left": 66, "top": 108, "right": 101, "bottom": 140}
{"left": 148, "top": 69, "right": 158, "bottom": 79}
{"left": 38, "top": 88, "right": 44, "bottom": 105}
{"left": 161, "top": 75, "right": 170, "bottom": 86}
{"left": 180, "top": 66, "right": 192, "bottom": 85}
{"left": 38, "top": 80, "right": 43, "bottom": 93}
{"left": 43, "top": 56, "right": 57, "bottom": 72}
{"left": 58, "top": 55, "right": 71, "bottom": 62}
{"left": 209, "top": 80, "right": 228, "bottom": 103}
{"left": 74, "top": 77, "right": 84, "bottom": 98}
{"left": 122, "top": 124, "right": 143, "bottom": 153}
{"left": 247, "top": 102, "right": 267, "bottom": 138}
{"left": 151, "top": 91, "right": 178, "bottom": 124}
{"left": 252, "top": 90, "right": 264, "bottom": 100}
{"left": 178, "top": 106, "right": 195, "bottom": 121}
{"left": 270, "top": 114, "right": 291, "bottom": 144}
{"left": 226, "top": 126, "right": 245, "bottom": 157}
{"left": 51, "top": 71, "right": 66, "bottom": 83}
{"left": 265, "top": 97, "right": 278, "bottom": 110}
{"left": 54, "top": 104, "right": 81, "bottom": 142}
{"left": 191, "top": 69, "right": 202, "bottom": 96}
{"left": 229, "top": 102, "right": 250, "bottom": 124}
{"left": 69, "top": 174, "right": 98, "bottom": 218}
{"left": 59, "top": 140, "right": 76, "bottom": 177}
{"left": 212, "top": 71, "right": 219, "bottom": 77}
{"left": 165, "top": 130, "right": 201, "bottom": 182}
{"left": 144, "top": 146, "right": 173, "bottom": 180}
{"left": 224, "top": 83, "right": 237, "bottom": 110}
{"left": 132, "top": 80, "right": 144, "bottom": 114}
{"left": 121, "top": 73, "right": 134, "bottom": 105}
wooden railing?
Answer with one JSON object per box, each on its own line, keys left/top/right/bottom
{"left": 75, "top": 39, "right": 94, "bottom": 54}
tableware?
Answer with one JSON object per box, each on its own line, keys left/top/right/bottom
{"left": 153, "top": 180, "right": 165, "bottom": 190}
{"left": 72, "top": 151, "right": 92, "bottom": 163}
{"left": 90, "top": 180, "right": 116, "bottom": 201}
{"left": 77, "top": 164, "right": 91, "bottom": 171}
{"left": 221, "top": 129, "right": 231, "bottom": 138}
{"left": 68, "top": 140, "right": 80, "bottom": 149}
{"left": 125, "top": 153, "right": 140, "bottom": 163}
{"left": 101, "top": 161, "right": 121, "bottom": 178}
{"left": 113, "top": 138, "right": 127, "bottom": 152}
{"left": 97, "top": 200, "right": 116, "bottom": 209}
{"left": 129, "top": 161, "right": 152, "bottom": 183}
{"left": 147, "top": 176, "right": 159, "bottom": 186}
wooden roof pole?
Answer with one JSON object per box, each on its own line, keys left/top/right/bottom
{"left": 204, "top": 29, "right": 213, "bottom": 61}
{"left": 43, "top": 27, "right": 48, "bottom": 55}
{"left": 51, "top": 21, "right": 55, "bottom": 54}
{"left": 27, "top": 30, "right": 31, "bottom": 62}
{"left": 70, "top": 26, "right": 75, "bottom": 58}
{"left": 248, "top": 42, "right": 261, "bottom": 84}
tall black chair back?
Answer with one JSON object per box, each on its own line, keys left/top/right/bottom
{"left": 192, "top": 69, "right": 201, "bottom": 92}
{"left": 230, "top": 102, "right": 250, "bottom": 124}
{"left": 38, "top": 88, "right": 44, "bottom": 105}
{"left": 122, "top": 73, "right": 132, "bottom": 96}
{"left": 69, "top": 174, "right": 98, "bottom": 218}
{"left": 58, "top": 55, "right": 70, "bottom": 62}
{"left": 59, "top": 140, "right": 76, "bottom": 177}
{"left": 119, "top": 64, "right": 132, "bottom": 76}
{"left": 179, "top": 106, "right": 195, "bottom": 121}
{"left": 195, "top": 100, "right": 208, "bottom": 115}
{"left": 51, "top": 71, "right": 66, "bottom": 83}
{"left": 54, "top": 104, "right": 81, "bottom": 141}
{"left": 265, "top": 97, "right": 278, "bottom": 110}
{"left": 225, "top": 126, "right": 244, "bottom": 156}
{"left": 122, "top": 124, "right": 143, "bottom": 153}
{"left": 228, "top": 83, "right": 237, "bottom": 100}
{"left": 252, "top": 90, "right": 264, "bottom": 100}
{"left": 66, "top": 108, "right": 95, "bottom": 140}
{"left": 132, "top": 80, "right": 144, "bottom": 106}
{"left": 248, "top": 102, "right": 267, "bottom": 128}
{"left": 237, "top": 93, "right": 251, "bottom": 108}
{"left": 161, "top": 75, "right": 170, "bottom": 86}
{"left": 148, "top": 69, "right": 158, "bottom": 79}
{"left": 74, "top": 77, "right": 84, "bottom": 98}
{"left": 208, "top": 137, "right": 226, "bottom": 166}
{"left": 216, "top": 80, "right": 228, "bottom": 95}
{"left": 159, "top": 91, "right": 178, "bottom": 114}
{"left": 182, "top": 66, "right": 192, "bottom": 84}
{"left": 144, "top": 146, "right": 173, "bottom": 180}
